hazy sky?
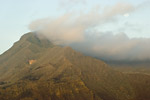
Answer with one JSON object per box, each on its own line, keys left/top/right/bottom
{"left": 0, "top": 0, "right": 150, "bottom": 56}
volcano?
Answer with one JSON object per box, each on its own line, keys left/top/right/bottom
{"left": 0, "top": 32, "right": 150, "bottom": 100}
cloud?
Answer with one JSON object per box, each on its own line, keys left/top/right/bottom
{"left": 29, "top": 13, "right": 85, "bottom": 44}
{"left": 28, "top": 2, "right": 150, "bottom": 62}
{"left": 103, "top": 2, "right": 134, "bottom": 17}
{"left": 29, "top": 2, "right": 134, "bottom": 43}
{"left": 73, "top": 32, "right": 150, "bottom": 61}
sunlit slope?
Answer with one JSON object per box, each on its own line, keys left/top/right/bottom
{"left": 0, "top": 32, "right": 148, "bottom": 100}
{"left": 0, "top": 32, "right": 54, "bottom": 82}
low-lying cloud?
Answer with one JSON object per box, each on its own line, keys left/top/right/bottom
{"left": 29, "top": 3, "right": 134, "bottom": 43}
{"left": 72, "top": 32, "right": 150, "bottom": 61}
{"left": 28, "top": 2, "right": 150, "bottom": 62}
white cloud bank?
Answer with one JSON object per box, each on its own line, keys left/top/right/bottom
{"left": 28, "top": 2, "right": 150, "bottom": 61}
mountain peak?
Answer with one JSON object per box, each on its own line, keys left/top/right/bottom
{"left": 0, "top": 32, "right": 149, "bottom": 100}
{"left": 19, "top": 32, "right": 54, "bottom": 48}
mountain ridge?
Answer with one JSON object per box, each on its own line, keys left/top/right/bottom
{"left": 0, "top": 32, "right": 150, "bottom": 100}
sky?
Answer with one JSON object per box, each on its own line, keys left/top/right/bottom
{"left": 0, "top": 0, "right": 150, "bottom": 61}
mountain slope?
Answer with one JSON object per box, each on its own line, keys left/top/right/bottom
{"left": 0, "top": 32, "right": 148, "bottom": 100}
{"left": 127, "top": 73, "right": 150, "bottom": 100}
{"left": 0, "top": 32, "right": 54, "bottom": 82}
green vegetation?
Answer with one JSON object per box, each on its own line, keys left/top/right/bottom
{"left": 0, "top": 32, "right": 150, "bottom": 100}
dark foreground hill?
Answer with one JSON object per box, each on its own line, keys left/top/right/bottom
{"left": 0, "top": 32, "right": 150, "bottom": 100}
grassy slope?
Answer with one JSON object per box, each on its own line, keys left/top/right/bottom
{"left": 127, "top": 73, "right": 150, "bottom": 100}
{"left": 0, "top": 32, "right": 149, "bottom": 100}
{"left": 110, "top": 63, "right": 150, "bottom": 100}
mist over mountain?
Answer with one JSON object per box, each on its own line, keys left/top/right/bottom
{"left": 0, "top": 32, "right": 150, "bottom": 100}
{"left": 0, "top": 0, "right": 150, "bottom": 100}
{"left": 28, "top": 5, "right": 150, "bottom": 62}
